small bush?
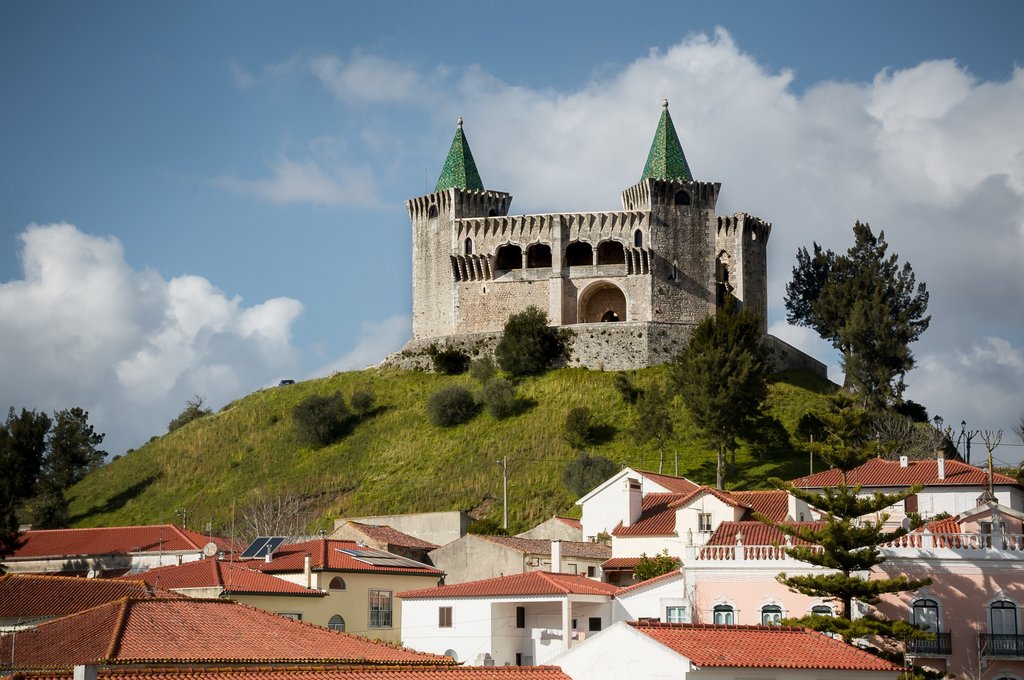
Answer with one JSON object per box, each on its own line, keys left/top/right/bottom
{"left": 351, "top": 390, "right": 375, "bottom": 416}
{"left": 495, "top": 305, "right": 566, "bottom": 376}
{"left": 467, "top": 517, "right": 508, "bottom": 535}
{"left": 482, "top": 378, "right": 516, "bottom": 419}
{"left": 432, "top": 349, "right": 471, "bottom": 375}
{"left": 562, "top": 407, "right": 598, "bottom": 450}
{"left": 633, "top": 550, "right": 680, "bottom": 582}
{"left": 292, "top": 392, "right": 353, "bottom": 446}
{"left": 469, "top": 356, "right": 497, "bottom": 384}
{"left": 613, "top": 373, "right": 641, "bottom": 405}
{"left": 168, "top": 395, "right": 213, "bottom": 433}
{"left": 426, "top": 386, "right": 477, "bottom": 427}
{"left": 561, "top": 451, "right": 619, "bottom": 497}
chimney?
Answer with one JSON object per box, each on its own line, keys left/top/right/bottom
{"left": 550, "top": 540, "right": 562, "bottom": 574}
{"left": 265, "top": 550, "right": 272, "bottom": 563}
{"left": 304, "top": 553, "right": 312, "bottom": 588}
{"left": 623, "top": 478, "right": 643, "bottom": 528}
{"left": 899, "top": 455, "right": 909, "bottom": 468}
{"left": 937, "top": 454, "right": 946, "bottom": 480}
{"left": 74, "top": 667, "right": 98, "bottom": 680}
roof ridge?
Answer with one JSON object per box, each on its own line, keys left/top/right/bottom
{"left": 103, "top": 598, "right": 132, "bottom": 661}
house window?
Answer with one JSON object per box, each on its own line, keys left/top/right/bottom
{"left": 665, "top": 606, "right": 688, "bottom": 623}
{"left": 588, "top": 617, "right": 602, "bottom": 632}
{"left": 516, "top": 606, "right": 526, "bottom": 628}
{"left": 439, "top": 606, "right": 453, "bottom": 628}
{"left": 698, "top": 513, "right": 712, "bottom": 533}
{"left": 913, "top": 599, "right": 939, "bottom": 632}
{"left": 369, "top": 590, "right": 392, "bottom": 628}
{"left": 713, "top": 605, "right": 734, "bottom": 625}
{"left": 587, "top": 566, "right": 596, "bottom": 577}
{"left": 991, "top": 600, "right": 1018, "bottom": 635}
{"left": 464, "top": 238, "right": 473, "bottom": 255}
{"left": 811, "top": 605, "right": 833, "bottom": 617}
{"left": 329, "top": 576, "right": 346, "bottom": 590}
{"left": 278, "top": 612, "right": 302, "bottom": 621}
{"left": 328, "top": 615, "right": 345, "bottom": 632}
{"left": 565, "top": 563, "right": 578, "bottom": 575}
{"left": 761, "top": 605, "right": 783, "bottom": 626}
{"left": 904, "top": 494, "right": 918, "bottom": 514}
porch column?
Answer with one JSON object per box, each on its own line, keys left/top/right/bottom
{"left": 562, "top": 598, "right": 572, "bottom": 649}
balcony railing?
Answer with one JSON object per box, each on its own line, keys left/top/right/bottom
{"left": 980, "top": 633, "right": 1024, "bottom": 657}
{"left": 907, "top": 632, "right": 952, "bottom": 656}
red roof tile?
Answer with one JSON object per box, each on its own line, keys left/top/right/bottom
{"left": 629, "top": 622, "right": 899, "bottom": 671}
{"left": 130, "top": 559, "right": 324, "bottom": 596}
{"left": 922, "top": 516, "right": 960, "bottom": 534}
{"left": 637, "top": 471, "right": 701, "bottom": 494}
{"left": 9, "top": 525, "right": 237, "bottom": 560}
{"left": 10, "top": 667, "right": 570, "bottom": 680}
{"left": 0, "top": 598, "right": 447, "bottom": 669}
{"left": 474, "top": 536, "right": 610, "bottom": 560}
{"left": 615, "top": 569, "right": 683, "bottom": 595}
{"left": 612, "top": 493, "right": 686, "bottom": 537}
{"left": 553, "top": 516, "right": 582, "bottom": 530}
{"left": 248, "top": 540, "right": 442, "bottom": 577}
{"left": 732, "top": 490, "right": 791, "bottom": 522}
{"left": 398, "top": 571, "right": 619, "bottom": 599}
{"left": 600, "top": 557, "right": 642, "bottom": 569}
{"left": 791, "top": 458, "right": 1019, "bottom": 489}
{"left": 0, "top": 574, "right": 153, "bottom": 619}
{"left": 346, "top": 524, "right": 438, "bottom": 551}
{"left": 705, "top": 521, "right": 824, "bottom": 547}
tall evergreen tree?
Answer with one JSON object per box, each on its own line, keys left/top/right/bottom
{"left": 761, "top": 392, "right": 931, "bottom": 654}
{"left": 33, "top": 407, "right": 106, "bottom": 528}
{"left": 669, "top": 295, "right": 769, "bottom": 489}
{"left": 785, "top": 222, "right": 930, "bottom": 411}
{"left": 0, "top": 408, "right": 52, "bottom": 565}
{"left": 633, "top": 381, "right": 674, "bottom": 474}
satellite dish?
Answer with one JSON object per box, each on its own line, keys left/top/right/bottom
{"left": 203, "top": 542, "right": 218, "bottom": 557}
{"left": 86, "top": 569, "right": 96, "bottom": 578}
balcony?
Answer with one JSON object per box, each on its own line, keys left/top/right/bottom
{"left": 907, "top": 632, "right": 952, "bottom": 657}
{"left": 980, "top": 633, "right": 1024, "bottom": 658}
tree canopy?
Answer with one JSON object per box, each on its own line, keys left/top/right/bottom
{"left": 494, "top": 305, "right": 566, "bottom": 376}
{"left": 670, "top": 295, "right": 769, "bottom": 488}
{"left": 785, "top": 222, "right": 930, "bottom": 411}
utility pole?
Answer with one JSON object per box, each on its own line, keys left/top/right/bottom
{"left": 175, "top": 508, "right": 188, "bottom": 530}
{"left": 497, "top": 457, "right": 508, "bottom": 530}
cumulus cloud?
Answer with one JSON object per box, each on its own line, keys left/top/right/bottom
{"left": 215, "top": 157, "right": 382, "bottom": 208}
{"left": 0, "top": 223, "right": 304, "bottom": 454}
{"left": 309, "top": 54, "right": 423, "bottom": 104}
{"left": 310, "top": 315, "right": 411, "bottom": 377}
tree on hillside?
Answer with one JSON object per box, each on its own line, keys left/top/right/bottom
{"left": 785, "top": 222, "right": 930, "bottom": 412}
{"left": 168, "top": 395, "right": 212, "bottom": 433}
{"left": 494, "top": 305, "right": 566, "bottom": 376}
{"left": 760, "top": 392, "right": 931, "bottom": 657}
{"left": 669, "top": 295, "right": 769, "bottom": 489}
{"left": 562, "top": 407, "right": 598, "bottom": 450}
{"left": 0, "top": 408, "right": 52, "bottom": 566}
{"left": 292, "top": 392, "right": 354, "bottom": 446}
{"left": 561, "top": 451, "right": 618, "bottom": 498}
{"left": 32, "top": 407, "right": 106, "bottom": 528}
{"left": 633, "top": 382, "right": 674, "bottom": 474}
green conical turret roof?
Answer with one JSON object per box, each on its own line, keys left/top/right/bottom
{"left": 641, "top": 99, "right": 693, "bottom": 182}
{"left": 435, "top": 117, "right": 484, "bottom": 192}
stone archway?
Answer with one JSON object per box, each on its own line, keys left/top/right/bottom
{"left": 578, "top": 281, "right": 627, "bottom": 323}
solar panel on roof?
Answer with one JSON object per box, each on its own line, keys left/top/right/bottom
{"left": 239, "top": 536, "right": 286, "bottom": 559}
{"left": 337, "top": 547, "right": 430, "bottom": 569}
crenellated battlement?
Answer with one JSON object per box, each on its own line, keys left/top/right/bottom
{"left": 406, "top": 188, "right": 512, "bottom": 221}
{"left": 621, "top": 179, "right": 721, "bottom": 211}
{"left": 717, "top": 212, "right": 772, "bottom": 244}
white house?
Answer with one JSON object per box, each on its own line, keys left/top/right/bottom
{"left": 397, "top": 571, "right": 619, "bottom": 666}
{"left": 575, "top": 469, "right": 700, "bottom": 541}
{"left": 554, "top": 621, "right": 900, "bottom": 680}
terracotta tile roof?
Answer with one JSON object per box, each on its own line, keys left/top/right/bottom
{"left": 705, "top": 521, "right": 824, "bottom": 547}
{"left": 346, "top": 523, "right": 438, "bottom": 551}
{"left": 248, "top": 540, "right": 442, "bottom": 577}
{"left": 398, "top": 571, "right": 619, "bottom": 599}
{"left": 9, "top": 667, "right": 570, "bottom": 680}
{"left": 669, "top": 486, "right": 748, "bottom": 511}
{"left": 637, "top": 470, "right": 701, "bottom": 494}
{"left": 791, "top": 458, "right": 1019, "bottom": 489}
{"left": 0, "top": 598, "right": 447, "bottom": 669}
{"left": 9, "top": 525, "right": 237, "bottom": 560}
{"left": 731, "top": 490, "right": 791, "bottom": 522}
{"left": 553, "top": 516, "right": 582, "bottom": 530}
{"left": 615, "top": 569, "right": 683, "bottom": 595}
{"left": 922, "top": 516, "right": 960, "bottom": 534}
{"left": 0, "top": 574, "right": 153, "bottom": 619}
{"left": 600, "top": 557, "right": 641, "bottom": 569}
{"left": 130, "top": 559, "right": 325, "bottom": 596}
{"left": 612, "top": 493, "right": 686, "bottom": 537}
{"left": 474, "top": 536, "right": 610, "bottom": 560}
{"left": 629, "top": 621, "right": 899, "bottom": 671}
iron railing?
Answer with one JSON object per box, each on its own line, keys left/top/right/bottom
{"left": 980, "top": 633, "right": 1024, "bottom": 657}
{"left": 907, "top": 632, "right": 952, "bottom": 656}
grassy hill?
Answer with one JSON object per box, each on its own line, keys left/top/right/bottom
{"left": 66, "top": 366, "right": 833, "bottom": 536}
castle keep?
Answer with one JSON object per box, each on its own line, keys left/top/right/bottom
{"left": 395, "top": 102, "right": 822, "bottom": 374}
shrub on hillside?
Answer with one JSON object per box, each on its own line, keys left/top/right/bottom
{"left": 467, "top": 516, "right": 508, "bottom": 535}
{"left": 469, "top": 356, "right": 497, "bottom": 384}
{"left": 561, "top": 451, "right": 619, "bottom": 497}
{"left": 613, "top": 373, "right": 641, "bottom": 405}
{"left": 426, "top": 386, "right": 477, "bottom": 427}
{"left": 562, "top": 407, "right": 598, "bottom": 450}
{"left": 292, "top": 392, "right": 353, "bottom": 446}
{"left": 168, "top": 395, "right": 212, "bottom": 433}
{"left": 431, "top": 348, "right": 471, "bottom": 375}
{"left": 350, "top": 390, "right": 375, "bottom": 417}
{"left": 481, "top": 378, "right": 516, "bottom": 419}
{"left": 494, "top": 306, "right": 566, "bottom": 376}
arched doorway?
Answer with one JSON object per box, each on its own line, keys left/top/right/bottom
{"left": 578, "top": 282, "right": 627, "bottom": 324}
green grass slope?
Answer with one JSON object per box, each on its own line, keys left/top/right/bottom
{"left": 66, "top": 366, "right": 833, "bottom": 535}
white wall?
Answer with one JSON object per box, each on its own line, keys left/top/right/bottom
{"left": 401, "top": 598, "right": 494, "bottom": 664}
{"left": 615, "top": 573, "right": 687, "bottom": 622}
{"left": 579, "top": 469, "right": 674, "bottom": 540}
{"left": 611, "top": 535, "right": 687, "bottom": 559}
{"left": 555, "top": 622, "right": 688, "bottom": 680}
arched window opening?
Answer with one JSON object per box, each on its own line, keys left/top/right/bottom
{"left": 913, "top": 599, "right": 939, "bottom": 632}
{"left": 494, "top": 244, "right": 523, "bottom": 271}
{"left": 810, "top": 605, "right": 833, "bottom": 617}
{"left": 596, "top": 241, "right": 625, "bottom": 265}
{"left": 761, "top": 605, "right": 783, "bottom": 626}
{"left": 991, "top": 600, "right": 1018, "bottom": 635}
{"left": 464, "top": 238, "right": 473, "bottom": 255}
{"left": 634, "top": 230, "right": 643, "bottom": 248}
{"left": 565, "top": 242, "right": 593, "bottom": 267}
{"left": 329, "top": 577, "right": 346, "bottom": 591}
{"left": 578, "top": 283, "right": 627, "bottom": 324}
{"left": 674, "top": 190, "right": 691, "bottom": 206}
{"left": 601, "top": 310, "right": 620, "bottom": 322}
{"left": 526, "top": 243, "right": 552, "bottom": 268}
{"left": 716, "top": 254, "right": 731, "bottom": 308}
{"left": 427, "top": 205, "right": 439, "bottom": 219}
{"left": 328, "top": 615, "right": 345, "bottom": 632}
{"left": 713, "top": 605, "right": 734, "bottom": 625}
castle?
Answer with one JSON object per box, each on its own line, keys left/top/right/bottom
{"left": 392, "top": 102, "right": 824, "bottom": 375}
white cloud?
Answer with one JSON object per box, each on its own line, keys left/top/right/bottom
{"left": 0, "top": 223, "right": 304, "bottom": 454}
{"left": 309, "top": 53, "right": 423, "bottom": 104}
{"left": 215, "top": 157, "right": 382, "bottom": 208}
{"left": 311, "top": 315, "right": 411, "bottom": 377}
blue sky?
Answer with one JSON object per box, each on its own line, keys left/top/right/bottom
{"left": 2, "top": 1, "right": 1023, "bottom": 462}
